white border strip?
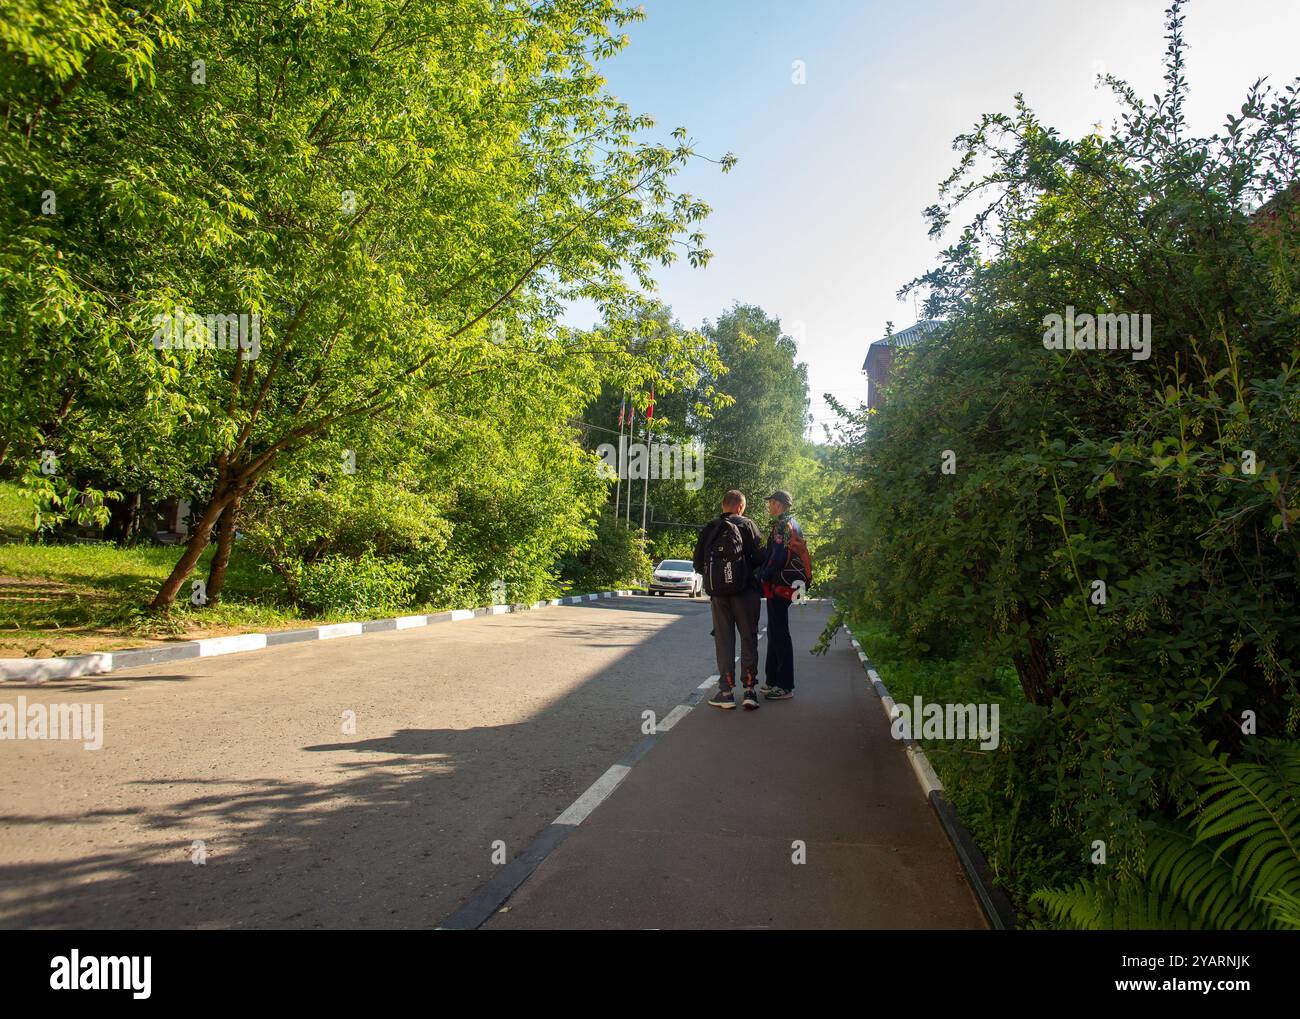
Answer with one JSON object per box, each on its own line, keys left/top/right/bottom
{"left": 317, "top": 622, "right": 364, "bottom": 640}
{"left": 846, "top": 626, "right": 944, "bottom": 794}
{"left": 0, "top": 589, "right": 640, "bottom": 681}
{"left": 0, "top": 653, "right": 112, "bottom": 680}
{"left": 198, "top": 633, "right": 267, "bottom": 657}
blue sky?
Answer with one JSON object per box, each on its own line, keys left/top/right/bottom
{"left": 564, "top": 0, "right": 1300, "bottom": 436}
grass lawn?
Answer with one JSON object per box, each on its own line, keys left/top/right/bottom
{"left": 0, "top": 479, "right": 626, "bottom": 658}
{"left": 0, "top": 481, "right": 337, "bottom": 656}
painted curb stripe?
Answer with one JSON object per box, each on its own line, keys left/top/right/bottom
{"left": 0, "top": 591, "right": 633, "bottom": 681}
{"left": 317, "top": 622, "right": 363, "bottom": 640}
{"left": 265, "top": 628, "right": 320, "bottom": 647}
{"left": 197, "top": 633, "right": 267, "bottom": 657}
{"left": 907, "top": 744, "right": 944, "bottom": 796}
{"left": 616, "top": 731, "right": 662, "bottom": 768}
{"left": 0, "top": 653, "right": 113, "bottom": 680}
{"left": 111, "top": 645, "right": 200, "bottom": 669}
{"left": 436, "top": 822, "right": 579, "bottom": 931}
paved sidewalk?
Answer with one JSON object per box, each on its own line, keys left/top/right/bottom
{"left": 486, "top": 600, "right": 986, "bottom": 929}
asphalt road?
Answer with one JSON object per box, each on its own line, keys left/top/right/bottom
{"left": 0, "top": 596, "right": 720, "bottom": 928}
{"left": 0, "top": 595, "right": 983, "bottom": 930}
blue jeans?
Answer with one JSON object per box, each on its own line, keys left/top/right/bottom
{"left": 764, "top": 594, "right": 794, "bottom": 690}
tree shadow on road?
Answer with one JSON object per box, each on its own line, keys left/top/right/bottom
{"left": 0, "top": 597, "right": 722, "bottom": 929}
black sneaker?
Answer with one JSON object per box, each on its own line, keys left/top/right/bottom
{"left": 764, "top": 687, "right": 793, "bottom": 700}
{"left": 742, "top": 687, "right": 760, "bottom": 710}
{"left": 708, "top": 684, "right": 736, "bottom": 709}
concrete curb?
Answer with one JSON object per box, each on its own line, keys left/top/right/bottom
{"left": 845, "top": 628, "right": 1017, "bottom": 931}
{"left": 0, "top": 590, "right": 635, "bottom": 682}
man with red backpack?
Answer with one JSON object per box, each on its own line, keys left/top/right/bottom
{"left": 693, "top": 489, "right": 766, "bottom": 710}
{"left": 758, "top": 490, "right": 809, "bottom": 700}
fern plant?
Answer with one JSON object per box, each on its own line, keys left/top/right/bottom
{"left": 1033, "top": 740, "right": 1300, "bottom": 929}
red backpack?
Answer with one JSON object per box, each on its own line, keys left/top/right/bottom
{"left": 775, "top": 520, "right": 812, "bottom": 595}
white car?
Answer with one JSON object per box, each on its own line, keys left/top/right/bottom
{"left": 649, "top": 559, "right": 704, "bottom": 597}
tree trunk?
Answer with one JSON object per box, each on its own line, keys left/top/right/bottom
{"left": 205, "top": 492, "right": 244, "bottom": 604}
{"left": 1013, "top": 631, "right": 1054, "bottom": 706}
{"left": 106, "top": 491, "right": 141, "bottom": 545}
{"left": 149, "top": 486, "right": 238, "bottom": 610}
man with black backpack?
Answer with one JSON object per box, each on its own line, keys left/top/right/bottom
{"left": 693, "top": 489, "right": 766, "bottom": 710}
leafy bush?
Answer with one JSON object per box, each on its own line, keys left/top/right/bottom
{"left": 295, "top": 550, "right": 416, "bottom": 617}
{"left": 558, "top": 513, "right": 653, "bottom": 591}
{"left": 824, "top": 2, "right": 1300, "bottom": 918}
{"left": 1034, "top": 740, "right": 1300, "bottom": 929}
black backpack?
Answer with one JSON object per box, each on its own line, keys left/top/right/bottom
{"left": 704, "top": 515, "right": 749, "bottom": 596}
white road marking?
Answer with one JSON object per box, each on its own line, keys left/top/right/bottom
{"left": 554, "top": 765, "right": 631, "bottom": 826}
{"left": 699, "top": 674, "right": 720, "bottom": 690}
{"left": 656, "top": 704, "right": 693, "bottom": 732}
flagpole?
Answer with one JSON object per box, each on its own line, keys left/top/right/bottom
{"left": 614, "top": 393, "right": 626, "bottom": 521}
{"left": 641, "top": 383, "right": 653, "bottom": 532}
{"left": 625, "top": 402, "right": 634, "bottom": 526}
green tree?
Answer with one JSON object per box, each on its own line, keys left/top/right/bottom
{"left": 0, "top": 0, "right": 736, "bottom": 609}
{"left": 824, "top": 0, "right": 1300, "bottom": 887}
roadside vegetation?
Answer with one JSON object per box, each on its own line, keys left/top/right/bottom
{"left": 824, "top": 2, "right": 1300, "bottom": 928}
{"left": 0, "top": 1, "right": 835, "bottom": 656}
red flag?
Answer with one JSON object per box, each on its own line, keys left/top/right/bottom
{"left": 646, "top": 382, "right": 654, "bottom": 421}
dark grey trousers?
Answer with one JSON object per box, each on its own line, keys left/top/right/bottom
{"left": 710, "top": 587, "right": 762, "bottom": 685}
